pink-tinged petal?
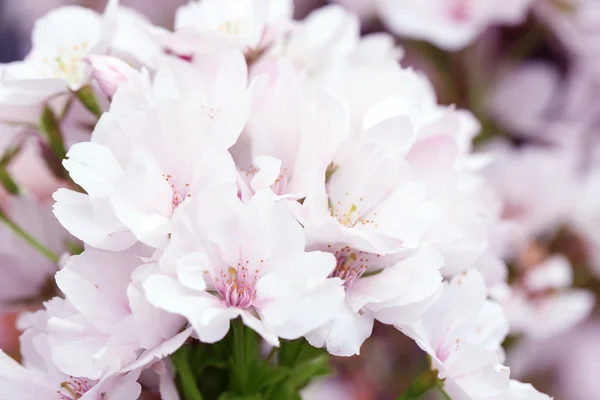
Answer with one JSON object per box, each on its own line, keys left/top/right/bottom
{"left": 0, "top": 350, "right": 57, "bottom": 400}
{"left": 306, "top": 301, "right": 374, "bottom": 357}
{"left": 143, "top": 274, "right": 237, "bottom": 343}
{"left": 121, "top": 328, "right": 193, "bottom": 373}
{"left": 240, "top": 311, "right": 279, "bottom": 347}
{"left": 62, "top": 142, "right": 124, "bottom": 197}
{"left": 175, "top": 253, "right": 210, "bottom": 292}
{"left": 53, "top": 189, "right": 136, "bottom": 250}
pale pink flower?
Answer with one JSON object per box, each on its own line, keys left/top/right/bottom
{"left": 377, "top": 0, "right": 535, "bottom": 50}
{"left": 47, "top": 247, "right": 188, "bottom": 379}
{"left": 142, "top": 189, "right": 345, "bottom": 346}
{"left": 54, "top": 54, "right": 254, "bottom": 250}
{"left": 495, "top": 255, "right": 594, "bottom": 339}
{"left": 155, "top": 0, "right": 293, "bottom": 57}
{"left": 0, "top": 0, "right": 119, "bottom": 106}
{"left": 400, "top": 270, "right": 550, "bottom": 400}
{"left": 234, "top": 59, "right": 348, "bottom": 200}
{"left": 267, "top": 5, "right": 361, "bottom": 76}
{"left": 1, "top": 296, "right": 144, "bottom": 400}
{"left": 483, "top": 141, "right": 580, "bottom": 248}
{"left": 0, "top": 349, "right": 142, "bottom": 400}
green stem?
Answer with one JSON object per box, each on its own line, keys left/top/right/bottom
{"left": 0, "top": 167, "right": 20, "bottom": 195}
{"left": 397, "top": 369, "right": 439, "bottom": 400}
{"left": 38, "top": 106, "right": 67, "bottom": 160}
{"left": 0, "top": 208, "right": 59, "bottom": 263}
{"left": 438, "top": 385, "right": 452, "bottom": 400}
{"left": 232, "top": 319, "right": 248, "bottom": 393}
{"left": 76, "top": 85, "right": 103, "bottom": 118}
{"left": 266, "top": 346, "right": 278, "bottom": 364}
{"left": 171, "top": 348, "right": 204, "bottom": 400}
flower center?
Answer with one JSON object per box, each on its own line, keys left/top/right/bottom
{"left": 40, "top": 41, "right": 89, "bottom": 85}
{"left": 214, "top": 262, "right": 260, "bottom": 309}
{"left": 57, "top": 377, "right": 92, "bottom": 400}
{"left": 163, "top": 174, "right": 191, "bottom": 210}
{"left": 329, "top": 200, "right": 378, "bottom": 229}
{"left": 217, "top": 20, "right": 243, "bottom": 35}
{"left": 329, "top": 246, "right": 370, "bottom": 288}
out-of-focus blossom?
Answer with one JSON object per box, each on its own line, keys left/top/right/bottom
{"left": 484, "top": 141, "right": 579, "bottom": 248}
{"left": 143, "top": 189, "right": 345, "bottom": 346}
{"left": 494, "top": 255, "right": 594, "bottom": 338}
{"left": 509, "top": 319, "right": 600, "bottom": 400}
{"left": 334, "top": 0, "right": 535, "bottom": 50}
{"left": 535, "top": 0, "right": 600, "bottom": 80}
{"left": 0, "top": 1, "right": 119, "bottom": 106}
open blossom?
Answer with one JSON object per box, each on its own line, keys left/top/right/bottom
{"left": 375, "top": 0, "right": 535, "bottom": 50}
{"left": 234, "top": 59, "right": 348, "bottom": 200}
{"left": 0, "top": 1, "right": 118, "bottom": 106}
{"left": 0, "top": 348, "right": 142, "bottom": 400}
{"left": 46, "top": 247, "right": 188, "bottom": 379}
{"left": 155, "top": 0, "right": 293, "bottom": 58}
{"left": 400, "top": 270, "right": 550, "bottom": 400}
{"left": 53, "top": 52, "right": 258, "bottom": 250}
{"left": 0, "top": 297, "right": 144, "bottom": 400}
{"left": 142, "top": 189, "right": 345, "bottom": 346}
{"left": 494, "top": 255, "right": 594, "bottom": 339}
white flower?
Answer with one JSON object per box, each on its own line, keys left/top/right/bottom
{"left": 47, "top": 247, "right": 189, "bottom": 379}
{"left": 142, "top": 189, "right": 345, "bottom": 346}
{"left": 376, "top": 0, "right": 535, "bottom": 50}
{"left": 0, "top": 0, "right": 119, "bottom": 105}
{"left": 156, "top": 0, "right": 293, "bottom": 57}
{"left": 53, "top": 53, "right": 257, "bottom": 250}
{"left": 400, "top": 270, "right": 550, "bottom": 399}
{"left": 234, "top": 59, "right": 348, "bottom": 200}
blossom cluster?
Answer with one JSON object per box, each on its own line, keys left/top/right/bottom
{"left": 0, "top": 0, "right": 585, "bottom": 399}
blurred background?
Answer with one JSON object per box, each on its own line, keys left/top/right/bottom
{"left": 2, "top": 1, "right": 600, "bottom": 399}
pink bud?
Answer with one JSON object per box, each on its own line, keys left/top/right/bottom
{"left": 85, "top": 55, "right": 135, "bottom": 98}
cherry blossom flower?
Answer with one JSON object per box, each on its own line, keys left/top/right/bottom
{"left": 0, "top": 348, "right": 142, "bottom": 400}
{"left": 376, "top": 0, "right": 535, "bottom": 50}
{"left": 234, "top": 59, "right": 348, "bottom": 200}
{"left": 53, "top": 53, "right": 255, "bottom": 250}
{"left": 400, "top": 270, "right": 550, "bottom": 400}
{"left": 155, "top": 0, "right": 293, "bottom": 58}
{"left": 142, "top": 189, "right": 345, "bottom": 346}
{"left": 0, "top": 0, "right": 119, "bottom": 106}
{"left": 47, "top": 247, "right": 189, "bottom": 379}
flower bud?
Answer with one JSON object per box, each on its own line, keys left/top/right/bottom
{"left": 84, "top": 55, "right": 135, "bottom": 98}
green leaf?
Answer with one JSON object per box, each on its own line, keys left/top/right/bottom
{"left": 76, "top": 85, "right": 103, "bottom": 118}
{"left": 38, "top": 106, "right": 67, "bottom": 160}
{"left": 396, "top": 369, "right": 439, "bottom": 400}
